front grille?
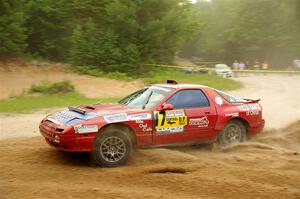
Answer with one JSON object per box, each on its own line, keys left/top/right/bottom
{"left": 40, "top": 129, "right": 55, "bottom": 138}
{"left": 44, "top": 120, "right": 57, "bottom": 129}
{"left": 42, "top": 120, "right": 65, "bottom": 135}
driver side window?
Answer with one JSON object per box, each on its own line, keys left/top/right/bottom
{"left": 166, "top": 89, "right": 209, "bottom": 109}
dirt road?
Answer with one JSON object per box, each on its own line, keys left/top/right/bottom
{"left": 0, "top": 67, "right": 300, "bottom": 198}
{"left": 230, "top": 75, "right": 300, "bottom": 129}
{"left": 0, "top": 121, "right": 299, "bottom": 199}
{"left": 0, "top": 59, "right": 143, "bottom": 99}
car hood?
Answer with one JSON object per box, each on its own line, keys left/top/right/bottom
{"left": 46, "top": 104, "right": 141, "bottom": 126}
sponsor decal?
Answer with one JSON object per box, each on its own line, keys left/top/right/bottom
{"left": 135, "top": 120, "right": 144, "bottom": 124}
{"left": 189, "top": 117, "right": 209, "bottom": 127}
{"left": 134, "top": 119, "right": 152, "bottom": 132}
{"left": 154, "top": 110, "right": 187, "bottom": 135}
{"left": 104, "top": 113, "right": 128, "bottom": 123}
{"left": 74, "top": 124, "right": 98, "bottom": 134}
{"left": 238, "top": 104, "right": 261, "bottom": 116}
{"left": 156, "top": 126, "right": 184, "bottom": 135}
{"left": 215, "top": 96, "right": 223, "bottom": 106}
{"left": 225, "top": 112, "right": 239, "bottom": 117}
{"left": 104, "top": 112, "right": 151, "bottom": 124}
{"left": 154, "top": 110, "right": 187, "bottom": 128}
{"left": 165, "top": 110, "right": 185, "bottom": 117}
{"left": 138, "top": 123, "right": 152, "bottom": 132}
{"left": 128, "top": 113, "right": 151, "bottom": 120}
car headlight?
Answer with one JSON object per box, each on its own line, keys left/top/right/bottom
{"left": 54, "top": 135, "right": 60, "bottom": 143}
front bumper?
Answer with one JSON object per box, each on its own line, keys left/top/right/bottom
{"left": 39, "top": 122, "right": 95, "bottom": 152}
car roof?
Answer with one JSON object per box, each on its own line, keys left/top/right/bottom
{"left": 152, "top": 83, "right": 210, "bottom": 90}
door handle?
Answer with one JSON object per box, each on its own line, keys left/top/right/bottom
{"left": 204, "top": 111, "right": 210, "bottom": 114}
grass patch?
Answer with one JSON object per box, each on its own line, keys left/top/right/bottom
{"left": 143, "top": 69, "right": 242, "bottom": 90}
{"left": 0, "top": 92, "right": 119, "bottom": 113}
{"left": 29, "top": 80, "right": 75, "bottom": 94}
{"left": 71, "top": 66, "right": 241, "bottom": 91}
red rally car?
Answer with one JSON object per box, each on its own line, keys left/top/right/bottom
{"left": 40, "top": 80, "right": 265, "bottom": 167}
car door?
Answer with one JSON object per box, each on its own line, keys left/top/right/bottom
{"left": 153, "top": 89, "right": 217, "bottom": 145}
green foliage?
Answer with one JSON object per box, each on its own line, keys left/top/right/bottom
{"left": 73, "top": 65, "right": 105, "bottom": 77}
{"left": 29, "top": 81, "right": 75, "bottom": 94}
{"left": 69, "top": 19, "right": 101, "bottom": 66}
{"left": 0, "top": 92, "right": 118, "bottom": 113}
{"left": 1, "top": 0, "right": 298, "bottom": 69}
{"left": 181, "top": 0, "right": 300, "bottom": 67}
{"left": 24, "top": 0, "right": 192, "bottom": 74}
{"left": 0, "top": 0, "right": 27, "bottom": 56}
{"left": 72, "top": 65, "right": 241, "bottom": 90}
{"left": 25, "top": 0, "right": 70, "bottom": 60}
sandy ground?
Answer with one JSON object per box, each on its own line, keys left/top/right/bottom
{"left": 0, "top": 122, "right": 299, "bottom": 199}
{"left": 0, "top": 61, "right": 300, "bottom": 199}
{"left": 230, "top": 74, "right": 300, "bottom": 128}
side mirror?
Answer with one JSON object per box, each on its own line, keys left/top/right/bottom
{"left": 157, "top": 103, "right": 174, "bottom": 112}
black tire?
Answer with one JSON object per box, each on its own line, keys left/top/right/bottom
{"left": 217, "top": 120, "right": 246, "bottom": 146}
{"left": 92, "top": 127, "right": 132, "bottom": 167}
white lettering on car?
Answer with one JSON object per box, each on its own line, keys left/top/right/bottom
{"left": 128, "top": 113, "right": 151, "bottom": 120}
{"left": 156, "top": 126, "right": 184, "bottom": 135}
{"left": 225, "top": 113, "right": 239, "bottom": 117}
{"left": 138, "top": 123, "right": 152, "bottom": 132}
{"left": 238, "top": 104, "right": 261, "bottom": 115}
{"left": 135, "top": 120, "right": 144, "bottom": 124}
{"left": 165, "top": 110, "right": 185, "bottom": 117}
{"left": 104, "top": 113, "right": 128, "bottom": 123}
{"left": 74, "top": 124, "right": 98, "bottom": 134}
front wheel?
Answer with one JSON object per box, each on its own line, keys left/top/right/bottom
{"left": 92, "top": 128, "right": 132, "bottom": 167}
{"left": 218, "top": 120, "right": 246, "bottom": 146}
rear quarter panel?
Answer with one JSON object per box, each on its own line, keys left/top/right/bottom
{"left": 205, "top": 88, "right": 263, "bottom": 132}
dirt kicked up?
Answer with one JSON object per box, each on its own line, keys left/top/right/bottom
{"left": 0, "top": 121, "right": 299, "bottom": 199}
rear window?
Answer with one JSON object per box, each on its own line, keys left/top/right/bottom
{"left": 215, "top": 90, "right": 246, "bottom": 103}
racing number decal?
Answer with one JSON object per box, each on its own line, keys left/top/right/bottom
{"left": 154, "top": 110, "right": 187, "bottom": 135}
{"left": 155, "top": 112, "right": 187, "bottom": 128}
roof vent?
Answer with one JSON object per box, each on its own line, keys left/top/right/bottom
{"left": 166, "top": 80, "right": 178, "bottom": 84}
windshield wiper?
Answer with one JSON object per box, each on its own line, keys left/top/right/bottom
{"left": 119, "top": 91, "right": 144, "bottom": 105}
{"left": 142, "top": 91, "right": 153, "bottom": 109}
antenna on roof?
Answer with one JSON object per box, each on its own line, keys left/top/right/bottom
{"left": 166, "top": 80, "right": 178, "bottom": 84}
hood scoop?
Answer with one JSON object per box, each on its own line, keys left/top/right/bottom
{"left": 48, "top": 108, "right": 99, "bottom": 126}
{"left": 83, "top": 106, "right": 96, "bottom": 110}
{"left": 68, "top": 106, "right": 87, "bottom": 114}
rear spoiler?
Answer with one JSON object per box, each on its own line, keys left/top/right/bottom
{"left": 243, "top": 98, "right": 260, "bottom": 103}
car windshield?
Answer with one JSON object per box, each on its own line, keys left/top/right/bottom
{"left": 119, "top": 86, "right": 173, "bottom": 109}
{"left": 215, "top": 90, "right": 247, "bottom": 103}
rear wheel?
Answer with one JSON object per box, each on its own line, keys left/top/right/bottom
{"left": 218, "top": 120, "right": 246, "bottom": 146}
{"left": 92, "top": 127, "right": 132, "bottom": 167}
